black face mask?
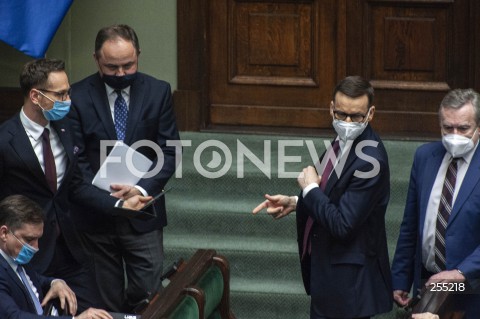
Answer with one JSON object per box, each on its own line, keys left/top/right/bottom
{"left": 102, "top": 73, "right": 137, "bottom": 90}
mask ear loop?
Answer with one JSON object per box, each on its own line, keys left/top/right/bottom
{"left": 33, "top": 89, "right": 54, "bottom": 111}
{"left": 363, "top": 107, "right": 372, "bottom": 124}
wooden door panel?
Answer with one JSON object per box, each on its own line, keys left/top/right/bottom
{"left": 347, "top": 0, "right": 473, "bottom": 137}
{"left": 209, "top": 0, "right": 338, "bottom": 129}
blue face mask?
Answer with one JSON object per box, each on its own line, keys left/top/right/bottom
{"left": 36, "top": 90, "right": 71, "bottom": 121}
{"left": 102, "top": 73, "right": 137, "bottom": 90}
{"left": 10, "top": 231, "right": 38, "bottom": 265}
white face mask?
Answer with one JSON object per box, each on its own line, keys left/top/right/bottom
{"left": 442, "top": 130, "right": 478, "bottom": 158}
{"left": 332, "top": 109, "right": 371, "bottom": 142}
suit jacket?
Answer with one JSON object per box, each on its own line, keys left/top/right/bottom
{"left": 296, "top": 125, "right": 393, "bottom": 318}
{"left": 391, "top": 141, "right": 480, "bottom": 316}
{"left": 0, "top": 253, "right": 71, "bottom": 319}
{"left": 69, "top": 72, "right": 180, "bottom": 233}
{"left": 0, "top": 114, "right": 117, "bottom": 273}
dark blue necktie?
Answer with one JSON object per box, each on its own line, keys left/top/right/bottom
{"left": 114, "top": 90, "right": 128, "bottom": 141}
{"left": 17, "top": 265, "right": 43, "bottom": 315}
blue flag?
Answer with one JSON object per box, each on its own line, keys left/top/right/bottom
{"left": 0, "top": 0, "right": 73, "bottom": 58}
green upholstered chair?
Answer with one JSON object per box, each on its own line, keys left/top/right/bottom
{"left": 141, "top": 249, "right": 235, "bottom": 319}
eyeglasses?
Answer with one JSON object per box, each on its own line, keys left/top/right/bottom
{"left": 332, "top": 107, "right": 370, "bottom": 123}
{"left": 37, "top": 88, "right": 71, "bottom": 101}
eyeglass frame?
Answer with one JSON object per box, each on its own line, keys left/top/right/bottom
{"left": 36, "top": 88, "right": 71, "bottom": 102}
{"left": 332, "top": 105, "right": 372, "bottom": 123}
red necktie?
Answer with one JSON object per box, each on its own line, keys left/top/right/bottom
{"left": 301, "top": 140, "right": 340, "bottom": 260}
{"left": 42, "top": 128, "right": 57, "bottom": 193}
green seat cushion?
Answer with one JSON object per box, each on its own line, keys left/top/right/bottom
{"left": 170, "top": 295, "right": 199, "bottom": 319}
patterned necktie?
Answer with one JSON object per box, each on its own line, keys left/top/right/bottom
{"left": 41, "top": 128, "right": 57, "bottom": 193}
{"left": 114, "top": 90, "right": 128, "bottom": 141}
{"left": 17, "top": 265, "right": 43, "bottom": 315}
{"left": 434, "top": 158, "right": 458, "bottom": 272}
{"left": 302, "top": 140, "right": 340, "bottom": 260}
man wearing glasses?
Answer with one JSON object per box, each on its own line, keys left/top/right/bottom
{"left": 0, "top": 58, "right": 150, "bottom": 312}
{"left": 253, "top": 76, "right": 392, "bottom": 319}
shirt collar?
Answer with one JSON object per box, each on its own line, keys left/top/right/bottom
{"left": 20, "top": 107, "right": 51, "bottom": 141}
{"left": 450, "top": 140, "right": 479, "bottom": 165}
{"left": 105, "top": 84, "right": 131, "bottom": 97}
{"left": 0, "top": 248, "right": 18, "bottom": 271}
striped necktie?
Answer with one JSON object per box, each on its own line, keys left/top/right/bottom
{"left": 434, "top": 158, "right": 458, "bottom": 272}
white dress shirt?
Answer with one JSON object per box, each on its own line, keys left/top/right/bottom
{"left": 20, "top": 108, "right": 67, "bottom": 189}
{"left": 422, "top": 143, "right": 477, "bottom": 272}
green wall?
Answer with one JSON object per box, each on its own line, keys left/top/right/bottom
{"left": 0, "top": 0, "right": 177, "bottom": 89}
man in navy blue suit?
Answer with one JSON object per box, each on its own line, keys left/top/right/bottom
{"left": 0, "top": 194, "right": 112, "bottom": 319}
{"left": 253, "top": 76, "right": 392, "bottom": 318}
{"left": 392, "top": 88, "right": 480, "bottom": 318}
{"left": 0, "top": 58, "right": 151, "bottom": 313}
{"left": 69, "top": 24, "right": 180, "bottom": 312}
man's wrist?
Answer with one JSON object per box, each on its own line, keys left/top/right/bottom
{"left": 50, "top": 278, "right": 64, "bottom": 287}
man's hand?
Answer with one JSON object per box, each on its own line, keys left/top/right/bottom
{"left": 110, "top": 184, "right": 142, "bottom": 199}
{"left": 252, "top": 194, "right": 296, "bottom": 219}
{"left": 412, "top": 312, "right": 439, "bottom": 319}
{"left": 298, "top": 166, "right": 320, "bottom": 190}
{"left": 76, "top": 308, "right": 113, "bottom": 319}
{"left": 41, "top": 279, "right": 77, "bottom": 315}
{"left": 426, "top": 269, "right": 465, "bottom": 285}
{"left": 393, "top": 290, "right": 411, "bottom": 307}
{"left": 123, "top": 195, "right": 153, "bottom": 210}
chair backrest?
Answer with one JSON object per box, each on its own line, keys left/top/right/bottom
{"left": 141, "top": 249, "right": 235, "bottom": 319}
{"left": 411, "top": 286, "right": 464, "bottom": 319}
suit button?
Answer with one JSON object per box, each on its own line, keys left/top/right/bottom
{"left": 312, "top": 234, "right": 318, "bottom": 238}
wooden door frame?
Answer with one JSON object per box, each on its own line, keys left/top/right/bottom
{"left": 175, "top": 0, "right": 210, "bottom": 131}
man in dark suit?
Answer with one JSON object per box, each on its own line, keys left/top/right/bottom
{"left": 392, "top": 88, "right": 480, "bottom": 318}
{"left": 253, "top": 76, "right": 393, "bottom": 319}
{"left": 0, "top": 194, "right": 112, "bottom": 319}
{"left": 0, "top": 58, "right": 150, "bottom": 312}
{"left": 69, "top": 24, "right": 180, "bottom": 312}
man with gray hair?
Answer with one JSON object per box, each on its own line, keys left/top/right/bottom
{"left": 392, "top": 88, "right": 480, "bottom": 318}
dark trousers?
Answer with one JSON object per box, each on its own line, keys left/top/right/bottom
{"left": 79, "top": 217, "right": 164, "bottom": 313}
{"left": 44, "top": 234, "right": 104, "bottom": 312}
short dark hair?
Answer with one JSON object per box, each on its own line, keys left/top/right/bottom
{"left": 95, "top": 24, "right": 140, "bottom": 57}
{"left": 19, "top": 58, "right": 65, "bottom": 97}
{"left": 439, "top": 88, "right": 480, "bottom": 124}
{"left": 332, "top": 76, "right": 374, "bottom": 108}
{"left": 0, "top": 195, "right": 44, "bottom": 232}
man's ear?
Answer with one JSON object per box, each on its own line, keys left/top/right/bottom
{"left": 329, "top": 101, "right": 334, "bottom": 117}
{"left": 29, "top": 89, "right": 41, "bottom": 106}
{"left": 0, "top": 225, "right": 9, "bottom": 242}
{"left": 368, "top": 105, "right": 375, "bottom": 121}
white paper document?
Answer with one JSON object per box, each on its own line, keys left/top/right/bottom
{"left": 92, "top": 142, "right": 153, "bottom": 192}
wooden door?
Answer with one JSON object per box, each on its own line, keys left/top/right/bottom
{"left": 208, "top": 0, "right": 339, "bottom": 132}
{"left": 175, "top": 0, "right": 480, "bottom": 138}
